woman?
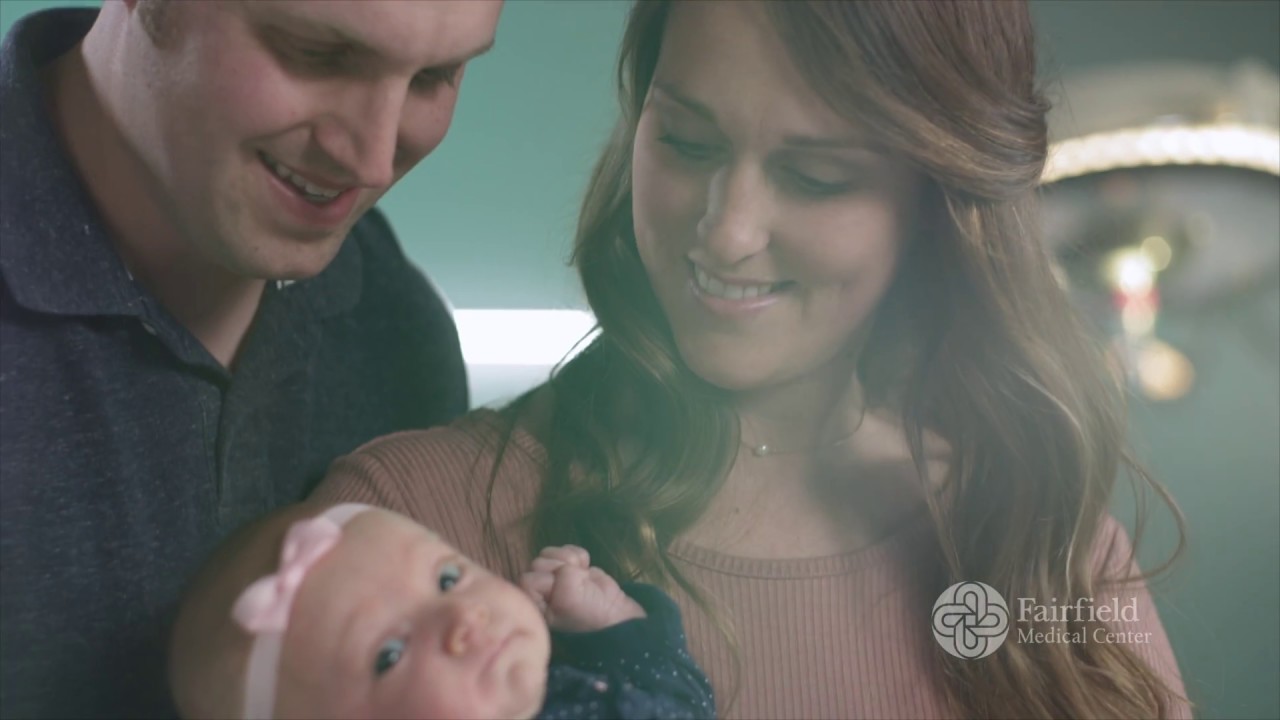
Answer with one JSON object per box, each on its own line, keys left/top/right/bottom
{"left": 313, "top": 1, "right": 1191, "bottom": 717}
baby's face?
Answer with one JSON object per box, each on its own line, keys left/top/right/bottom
{"left": 279, "top": 510, "right": 551, "bottom": 719}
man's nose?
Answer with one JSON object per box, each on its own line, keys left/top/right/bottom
{"left": 695, "top": 165, "right": 771, "bottom": 266}
{"left": 313, "top": 82, "right": 405, "bottom": 190}
{"left": 443, "top": 603, "right": 491, "bottom": 657}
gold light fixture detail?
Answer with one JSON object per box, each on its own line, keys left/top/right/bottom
{"left": 1136, "top": 339, "right": 1197, "bottom": 402}
{"left": 1043, "top": 123, "right": 1280, "bottom": 184}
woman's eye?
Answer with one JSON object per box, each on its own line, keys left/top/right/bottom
{"left": 373, "top": 637, "right": 405, "bottom": 678}
{"left": 783, "top": 168, "right": 854, "bottom": 197}
{"left": 439, "top": 562, "right": 463, "bottom": 592}
{"left": 658, "top": 134, "right": 720, "bottom": 162}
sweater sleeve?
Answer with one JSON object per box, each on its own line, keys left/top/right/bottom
{"left": 307, "top": 415, "right": 543, "bottom": 578}
{"left": 537, "top": 584, "right": 716, "bottom": 720}
{"left": 1091, "top": 515, "right": 1193, "bottom": 719}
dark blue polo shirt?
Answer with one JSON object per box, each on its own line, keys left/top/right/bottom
{"left": 0, "top": 9, "right": 469, "bottom": 718}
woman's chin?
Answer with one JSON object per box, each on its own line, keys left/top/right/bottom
{"left": 680, "top": 354, "right": 778, "bottom": 394}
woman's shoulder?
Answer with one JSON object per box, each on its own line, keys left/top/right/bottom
{"left": 1088, "top": 511, "right": 1169, "bottom": 584}
{"left": 310, "top": 408, "right": 549, "bottom": 569}
{"left": 355, "top": 408, "right": 547, "bottom": 473}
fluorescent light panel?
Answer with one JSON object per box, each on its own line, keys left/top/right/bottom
{"left": 454, "top": 309, "right": 598, "bottom": 366}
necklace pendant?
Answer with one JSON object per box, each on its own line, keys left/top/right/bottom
{"left": 751, "top": 444, "right": 771, "bottom": 457}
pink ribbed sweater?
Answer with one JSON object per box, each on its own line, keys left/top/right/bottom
{"left": 312, "top": 411, "right": 1190, "bottom": 719}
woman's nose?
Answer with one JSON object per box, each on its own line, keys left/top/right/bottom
{"left": 695, "top": 165, "right": 771, "bottom": 265}
{"left": 443, "top": 603, "right": 491, "bottom": 657}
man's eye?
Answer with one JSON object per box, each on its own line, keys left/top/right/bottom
{"left": 284, "top": 40, "right": 349, "bottom": 69}
{"left": 412, "top": 66, "right": 460, "bottom": 92}
{"left": 374, "top": 637, "right": 405, "bottom": 678}
{"left": 439, "top": 562, "right": 462, "bottom": 592}
{"left": 657, "top": 134, "right": 720, "bottom": 162}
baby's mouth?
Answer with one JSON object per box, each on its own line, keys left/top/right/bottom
{"left": 481, "top": 630, "right": 520, "bottom": 674}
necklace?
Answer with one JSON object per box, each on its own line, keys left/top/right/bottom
{"left": 743, "top": 434, "right": 854, "bottom": 457}
{"left": 740, "top": 405, "right": 868, "bottom": 458}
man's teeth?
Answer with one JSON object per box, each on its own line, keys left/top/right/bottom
{"left": 694, "top": 266, "right": 777, "bottom": 300}
{"left": 262, "top": 154, "right": 342, "bottom": 201}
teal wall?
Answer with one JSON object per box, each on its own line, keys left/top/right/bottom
{"left": 4, "top": 2, "right": 1277, "bottom": 718}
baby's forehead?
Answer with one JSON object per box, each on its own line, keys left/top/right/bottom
{"left": 346, "top": 511, "right": 456, "bottom": 560}
{"left": 306, "top": 519, "right": 457, "bottom": 610}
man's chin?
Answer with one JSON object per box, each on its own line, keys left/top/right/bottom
{"left": 241, "top": 233, "right": 350, "bottom": 282}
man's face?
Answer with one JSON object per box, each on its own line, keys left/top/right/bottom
{"left": 119, "top": 0, "right": 501, "bottom": 280}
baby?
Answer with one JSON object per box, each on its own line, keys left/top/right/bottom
{"left": 169, "top": 503, "right": 713, "bottom": 719}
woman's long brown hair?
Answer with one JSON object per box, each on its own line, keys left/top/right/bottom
{"left": 493, "top": 2, "right": 1189, "bottom": 717}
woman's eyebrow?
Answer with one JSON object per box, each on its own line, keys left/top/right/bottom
{"left": 651, "top": 82, "right": 718, "bottom": 124}
{"left": 780, "top": 134, "right": 866, "bottom": 151}
{"left": 775, "top": 136, "right": 884, "bottom": 167}
{"left": 653, "top": 81, "right": 872, "bottom": 154}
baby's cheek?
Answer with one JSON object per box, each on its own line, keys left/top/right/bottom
{"left": 411, "top": 686, "right": 490, "bottom": 720}
{"left": 506, "top": 660, "right": 550, "bottom": 719}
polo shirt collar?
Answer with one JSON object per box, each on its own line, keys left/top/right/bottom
{"left": 0, "top": 8, "right": 142, "bottom": 318}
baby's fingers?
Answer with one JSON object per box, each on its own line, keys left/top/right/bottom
{"left": 546, "top": 564, "right": 592, "bottom": 616}
{"left": 536, "top": 545, "right": 590, "bottom": 569}
{"left": 530, "top": 556, "right": 568, "bottom": 575}
{"left": 587, "top": 566, "right": 621, "bottom": 592}
{"left": 519, "top": 571, "right": 553, "bottom": 612}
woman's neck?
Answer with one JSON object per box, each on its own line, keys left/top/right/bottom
{"left": 684, "top": 403, "right": 946, "bottom": 560}
{"left": 733, "top": 365, "right": 865, "bottom": 454}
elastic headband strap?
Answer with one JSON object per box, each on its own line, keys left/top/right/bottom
{"left": 231, "top": 503, "right": 372, "bottom": 720}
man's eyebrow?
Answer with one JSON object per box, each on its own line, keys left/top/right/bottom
{"left": 266, "top": 12, "right": 495, "bottom": 70}
{"left": 448, "top": 38, "right": 496, "bottom": 67}
{"left": 261, "top": 10, "right": 367, "bottom": 48}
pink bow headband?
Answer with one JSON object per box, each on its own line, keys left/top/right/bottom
{"left": 231, "top": 503, "right": 372, "bottom": 720}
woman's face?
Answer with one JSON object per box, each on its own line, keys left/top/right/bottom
{"left": 631, "top": 1, "right": 917, "bottom": 395}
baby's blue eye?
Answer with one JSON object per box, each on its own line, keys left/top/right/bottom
{"left": 439, "top": 562, "right": 462, "bottom": 592}
{"left": 374, "top": 638, "right": 405, "bottom": 677}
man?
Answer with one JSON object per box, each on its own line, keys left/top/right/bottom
{"left": 0, "top": 0, "right": 502, "bottom": 716}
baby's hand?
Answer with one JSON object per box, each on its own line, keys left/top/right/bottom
{"left": 519, "top": 545, "right": 646, "bottom": 633}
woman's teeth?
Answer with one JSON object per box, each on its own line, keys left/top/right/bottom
{"left": 261, "top": 153, "right": 343, "bottom": 203}
{"left": 694, "top": 265, "right": 779, "bottom": 300}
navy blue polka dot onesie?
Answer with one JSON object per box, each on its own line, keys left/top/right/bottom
{"left": 536, "top": 583, "right": 715, "bottom": 720}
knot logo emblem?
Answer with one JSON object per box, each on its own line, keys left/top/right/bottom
{"left": 932, "top": 581, "right": 1010, "bottom": 659}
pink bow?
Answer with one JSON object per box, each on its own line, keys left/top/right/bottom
{"left": 232, "top": 515, "right": 343, "bottom": 634}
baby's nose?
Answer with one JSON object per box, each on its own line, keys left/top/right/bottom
{"left": 444, "top": 604, "right": 491, "bottom": 657}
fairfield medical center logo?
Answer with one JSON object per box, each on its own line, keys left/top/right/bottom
{"left": 931, "top": 581, "right": 1155, "bottom": 660}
